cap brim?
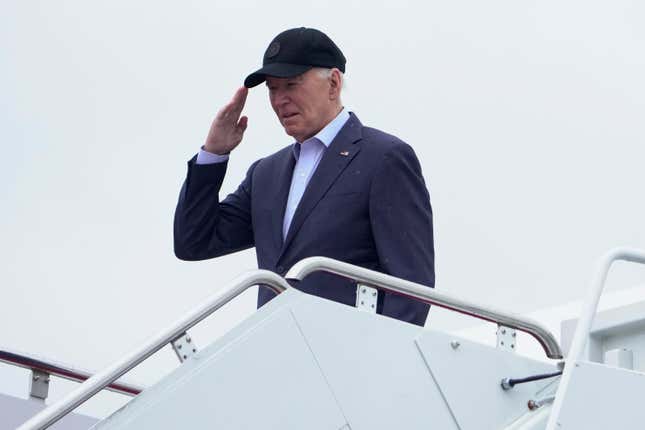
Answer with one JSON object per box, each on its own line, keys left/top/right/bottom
{"left": 244, "top": 63, "right": 313, "bottom": 88}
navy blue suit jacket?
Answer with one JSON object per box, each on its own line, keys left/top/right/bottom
{"left": 174, "top": 113, "right": 434, "bottom": 326}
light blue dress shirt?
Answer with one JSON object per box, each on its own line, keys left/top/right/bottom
{"left": 195, "top": 107, "right": 351, "bottom": 239}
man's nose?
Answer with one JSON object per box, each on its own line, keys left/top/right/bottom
{"left": 273, "top": 89, "right": 290, "bottom": 106}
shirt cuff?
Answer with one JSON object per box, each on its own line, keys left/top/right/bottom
{"left": 196, "top": 148, "right": 229, "bottom": 164}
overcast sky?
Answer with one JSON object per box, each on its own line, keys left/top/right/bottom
{"left": 2, "top": 0, "right": 644, "bottom": 418}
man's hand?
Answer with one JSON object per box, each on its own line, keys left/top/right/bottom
{"left": 204, "top": 87, "right": 249, "bottom": 155}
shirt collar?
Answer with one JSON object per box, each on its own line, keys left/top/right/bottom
{"left": 292, "top": 107, "right": 350, "bottom": 160}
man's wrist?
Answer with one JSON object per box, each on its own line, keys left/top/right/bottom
{"left": 196, "top": 147, "right": 229, "bottom": 164}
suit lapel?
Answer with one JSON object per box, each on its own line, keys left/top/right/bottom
{"left": 279, "top": 113, "right": 363, "bottom": 258}
{"left": 270, "top": 148, "right": 296, "bottom": 252}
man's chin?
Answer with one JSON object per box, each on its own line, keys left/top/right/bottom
{"left": 283, "top": 126, "right": 302, "bottom": 141}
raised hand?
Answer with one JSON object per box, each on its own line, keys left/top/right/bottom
{"left": 204, "top": 87, "right": 249, "bottom": 155}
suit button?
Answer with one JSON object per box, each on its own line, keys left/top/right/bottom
{"left": 277, "top": 266, "right": 285, "bottom": 274}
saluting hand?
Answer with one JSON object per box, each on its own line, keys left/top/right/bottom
{"left": 204, "top": 87, "right": 249, "bottom": 155}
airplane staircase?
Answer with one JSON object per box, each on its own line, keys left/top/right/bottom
{"left": 12, "top": 249, "right": 645, "bottom": 429}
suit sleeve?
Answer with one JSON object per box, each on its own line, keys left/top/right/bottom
{"left": 173, "top": 155, "right": 259, "bottom": 261}
{"left": 369, "top": 143, "right": 435, "bottom": 326}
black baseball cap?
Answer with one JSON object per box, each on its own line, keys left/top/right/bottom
{"left": 244, "top": 27, "right": 346, "bottom": 88}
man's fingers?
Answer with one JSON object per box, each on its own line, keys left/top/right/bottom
{"left": 233, "top": 86, "right": 248, "bottom": 103}
{"left": 237, "top": 116, "right": 248, "bottom": 133}
{"left": 229, "top": 87, "right": 248, "bottom": 117}
{"left": 216, "top": 87, "right": 248, "bottom": 121}
{"left": 205, "top": 89, "right": 249, "bottom": 153}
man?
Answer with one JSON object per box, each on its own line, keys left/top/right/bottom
{"left": 174, "top": 27, "right": 434, "bottom": 326}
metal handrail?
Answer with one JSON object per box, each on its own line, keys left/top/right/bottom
{"left": 0, "top": 347, "right": 143, "bottom": 396}
{"left": 286, "top": 257, "right": 563, "bottom": 359}
{"left": 546, "top": 247, "right": 645, "bottom": 430}
{"left": 18, "top": 270, "right": 290, "bottom": 430}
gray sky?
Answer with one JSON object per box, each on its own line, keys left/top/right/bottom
{"left": 2, "top": 0, "right": 644, "bottom": 418}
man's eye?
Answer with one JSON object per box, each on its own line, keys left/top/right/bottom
{"left": 287, "top": 81, "right": 298, "bottom": 87}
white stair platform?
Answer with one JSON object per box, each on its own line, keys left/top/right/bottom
{"left": 92, "top": 288, "right": 559, "bottom": 430}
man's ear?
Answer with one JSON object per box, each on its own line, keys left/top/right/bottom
{"left": 329, "top": 68, "right": 342, "bottom": 100}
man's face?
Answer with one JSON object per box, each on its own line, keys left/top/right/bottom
{"left": 266, "top": 69, "right": 337, "bottom": 143}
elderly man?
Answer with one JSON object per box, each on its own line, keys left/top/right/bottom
{"left": 174, "top": 27, "right": 434, "bottom": 326}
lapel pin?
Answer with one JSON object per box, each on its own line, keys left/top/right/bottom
{"left": 339, "top": 151, "right": 350, "bottom": 156}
